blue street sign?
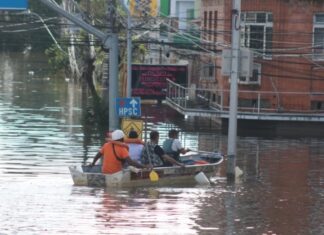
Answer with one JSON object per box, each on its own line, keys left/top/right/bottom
{"left": 0, "top": 0, "right": 28, "bottom": 10}
{"left": 116, "top": 97, "right": 141, "bottom": 117}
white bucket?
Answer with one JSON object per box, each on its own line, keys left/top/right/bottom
{"left": 194, "top": 172, "right": 210, "bottom": 185}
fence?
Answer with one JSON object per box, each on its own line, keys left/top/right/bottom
{"left": 166, "top": 79, "right": 324, "bottom": 115}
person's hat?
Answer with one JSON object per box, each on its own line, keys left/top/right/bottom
{"left": 112, "top": 130, "right": 125, "bottom": 140}
{"left": 128, "top": 130, "right": 139, "bottom": 139}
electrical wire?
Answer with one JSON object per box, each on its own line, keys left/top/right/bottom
{"left": 2, "top": 1, "right": 323, "bottom": 73}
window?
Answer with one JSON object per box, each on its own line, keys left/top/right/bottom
{"left": 201, "top": 62, "right": 215, "bottom": 80}
{"left": 160, "top": 24, "right": 168, "bottom": 37}
{"left": 238, "top": 98, "right": 270, "bottom": 109}
{"left": 311, "top": 101, "right": 324, "bottom": 110}
{"left": 214, "top": 11, "right": 218, "bottom": 42}
{"left": 241, "top": 12, "right": 273, "bottom": 58}
{"left": 313, "top": 13, "right": 324, "bottom": 60}
{"left": 209, "top": 11, "right": 213, "bottom": 41}
{"left": 204, "top": 11, "right": 208, "bottom": 40}
{"left": 204, "top": 11, "right": 208, "bottom": 28}
{"left": 239, "top": 63, "right": 261, "bottom": 85}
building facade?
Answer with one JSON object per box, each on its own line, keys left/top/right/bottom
{"left": 139, "top": 0, "right": 196, "bottom": 65}
{"left": 199, "top": 0, "right": 324, "bottom": 113}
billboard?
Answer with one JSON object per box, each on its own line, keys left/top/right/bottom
{"left": 131, "top": 64, "right": 188, "bottom": 100}
{"left": 129, "top": 0, "right": 158, "bottom": 17}
{"left": 0, "top": 0, "right": 28, "bottom": 10}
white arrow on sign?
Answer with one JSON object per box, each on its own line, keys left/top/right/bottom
{"left": 130, "top": 98, "right": 138, "bottom": 108}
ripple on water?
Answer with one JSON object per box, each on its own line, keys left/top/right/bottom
{"left": 1, "top": 59, "right": 323, "bottom": 234}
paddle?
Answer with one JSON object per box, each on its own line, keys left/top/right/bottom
{"left": 144, "top": 143, "right": 159, "bottom": 182}
{"left": 149, "top": 169, "right": 159, "bottom": 181}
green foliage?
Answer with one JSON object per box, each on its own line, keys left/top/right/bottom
{"left": 45, "top": 45, "right": 69, "bottom": 75}
{"left": 94, "top": 47, "right": 106, "bottom": 67}
{"left": 80, "top": 0, "right": 106, "bottom": 19}
{"left": 132, "top": 44, "right": 148, "bottom": 63}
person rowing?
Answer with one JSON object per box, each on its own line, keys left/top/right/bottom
{"left": 91, "top": 129, "right": 151, "bottom": 174}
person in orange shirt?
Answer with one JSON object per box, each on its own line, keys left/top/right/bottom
{"left": 91, "top": 129, "right": 149, "bottom": 174}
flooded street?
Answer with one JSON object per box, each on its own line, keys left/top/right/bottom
{"left": 0, "top": 53, "right": 323, "bottom": 235}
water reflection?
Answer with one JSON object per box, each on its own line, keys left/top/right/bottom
{"left": 0, "top": 52, "right": 323, "bottom": 234}
{"left": 88, "top": 187, "right": 227, "bottom": 235}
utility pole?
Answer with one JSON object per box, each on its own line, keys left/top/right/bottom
{"left": 119, "top": 0, "right": 132, "bottom": 98}
{"left": 39, "top": 0, "right": 119, "bottom": 130}
{"left": 227, "top": 0, "right": 241, "bottom": 181}
{"left": 107, "top": 0, "right": 119, "bottom": 130}
{"left": 126, "top": 9, "right": 132, "bottom": 97}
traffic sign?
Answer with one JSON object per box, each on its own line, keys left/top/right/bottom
{"left": 0, "top": 0, "right": 28, "bottom": 10}
{"left": 116, "top": 97, "right": 141, "bottom": 117}
{"left": 121, "top": 118, "right": 143, "bottom": 139}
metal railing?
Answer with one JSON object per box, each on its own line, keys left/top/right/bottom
{"left": 166, "top": 79, "right": 324, "bottom": 115}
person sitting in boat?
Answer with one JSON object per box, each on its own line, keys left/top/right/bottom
{"left": 105, "top": 130, "right": 113, "bottom": 142}
{"left": 125, "top": 130, "right": 144, "bottom": 163}
{"left": 91, "top": 129, "right": 150, "bottom": 174}
{"left": 162, "top": 129, "right": 191, "bottom": 165}
{"left": 141, "top": 130, "right": 185, "bottom": 168}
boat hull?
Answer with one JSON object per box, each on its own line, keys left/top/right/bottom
{"left": 69, "top": 152, "right": 224, "bottom": 187}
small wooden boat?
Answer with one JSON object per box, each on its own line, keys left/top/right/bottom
{"left": 69, "top": 151, "right": 224, "bottom": 187}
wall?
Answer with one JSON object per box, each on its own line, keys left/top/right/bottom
{"left": 200, "top": 0, "right": 324, "bottom": 111}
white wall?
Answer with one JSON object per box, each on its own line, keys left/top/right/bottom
{"left": 170, "top": 0, "right": 195, "bottom": 30}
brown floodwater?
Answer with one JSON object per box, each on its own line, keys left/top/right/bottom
{"left": 0, "top": 53, "right": 323, "bottom": 235}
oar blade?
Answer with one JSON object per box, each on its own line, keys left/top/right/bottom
{"left": 149, "top": 170, "right": 159, "bottom": 182}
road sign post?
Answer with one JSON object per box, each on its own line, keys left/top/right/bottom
{"left": 116, "top": 97, "right": 141, "bottom": 118}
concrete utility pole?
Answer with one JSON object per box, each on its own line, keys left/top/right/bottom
{"left": 39, "top": 0, "right": 119, "bottom": 130}
{"left": 227, "top": 0, "right": 241, "bottom": 181}
{"left": 126, "top": 4, "right": 132, "bottom": 97}
{"left": 106, "top": 0, "right": 119, "bottom": 129}
{"left": 119, "top": 0, "right": 132, "bottom": 97}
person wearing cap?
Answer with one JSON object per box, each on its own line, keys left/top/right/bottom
{"left": 124, "top": 130, "right": 144, "bottom": 163}
{"left": 91, "top": 129, "right": 149, "bottom": 174}
{"left": 162, "top": 129, "right": 190, "bottom": 165}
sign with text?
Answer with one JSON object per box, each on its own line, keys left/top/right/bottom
{"left": 116, "top": 97, "right": 141, "bottom": 117}
{"left": 131, "top": 64, "right": 188, "bottom": 100}
{"left": 0, "top": 0, "right": 28, "bottom": 10}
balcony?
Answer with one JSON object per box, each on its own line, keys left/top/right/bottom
{"left": 165, "top": 79, "right": 324, "bottom": 122}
